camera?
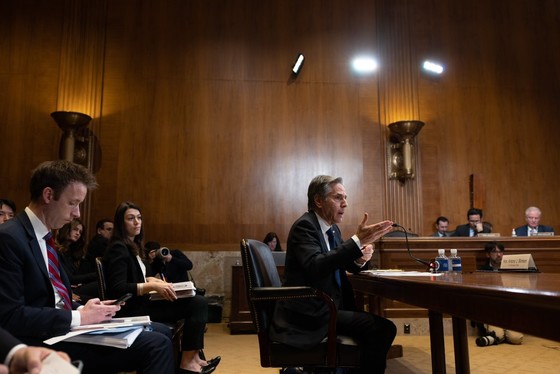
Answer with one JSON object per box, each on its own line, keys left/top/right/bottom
{"left": 155, "top": 247, "right": 170, "bottom": 259}
{"left": 476, "top": 334, "right": 497, "bottom": 347}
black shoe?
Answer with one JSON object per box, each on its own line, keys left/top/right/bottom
{"left": 202, "top": 356, "right": 221, "bottom": 373}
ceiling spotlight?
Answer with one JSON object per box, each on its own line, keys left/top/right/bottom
{"left": 422, "top": 60, "right": 444, "bottom": 74}
{"left": 351, "top": 56, "right": 378, "bottom": 74}
{"left": 292, "top": 53, "right": 305, "bottom": 75}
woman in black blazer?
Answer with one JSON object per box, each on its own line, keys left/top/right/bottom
{"left": 103, "top": 201, "right": 220, "bottom": 374}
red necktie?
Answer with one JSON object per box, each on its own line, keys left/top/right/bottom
{"left": 44, "top": 232, "right": 71, "bottom": 310}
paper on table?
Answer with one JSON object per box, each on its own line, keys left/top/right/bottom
{"left": 363, "top": 270, "right": 443, "bottom": 276}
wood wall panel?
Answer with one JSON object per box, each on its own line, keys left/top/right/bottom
{"left": 1, "top": 0, "right": 560, "bottom": 250}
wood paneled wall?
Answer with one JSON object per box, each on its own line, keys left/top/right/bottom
{"left": 1, "top": 0, "right": 559, "bottom": 250}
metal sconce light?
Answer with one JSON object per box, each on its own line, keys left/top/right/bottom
{"left": 388, "top": 120, "right": 424, "bottom": 182}
{"left": 51, "top": 111, "right": 92, "bottom": 166}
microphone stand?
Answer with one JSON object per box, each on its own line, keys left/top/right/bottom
{"left": 391, "top": 223, "right": 436, "bottom": 272}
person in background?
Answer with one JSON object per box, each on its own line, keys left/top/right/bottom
{"left": 145, "top": 241, "right": 193, "bottom": 283}
{"left": 80, "top": 219, "right": 114, "bottom": 275}
{"left": 514, "top": 206, "right": 555, "bottom": 236}
{"left": 0, "top": 160, "right": 174, "bottom": 374}
{"left": 263, "top": 232, "right": 283, "bottom": 251}
{"left": 0, "top": 199, "right": 16, "bottom": 224}
{"left": 103, "top": 201, "right": 220, "bottom": 374}
{"left": 271, "top": 175, "right": 396, "bottom": 374}
{"left": 476, "top": 242, "right": 523, "bottom": 346}
{"left": 451, "top": 208, "right": 491, "bottom": 237}
{"left": 0, "top": 327, "right": 71, "bottom": 374}
{"left": 56, "top": 219, "right": 98, "bottom": 301}
{"left": 431, "top": 216, "right": 449, "bottom": 237}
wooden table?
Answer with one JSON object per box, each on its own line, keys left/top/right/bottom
{"left": 349, "top": 271, "right": 560, "bottom": 374}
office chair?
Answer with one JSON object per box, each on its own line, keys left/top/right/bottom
{"left": 240, "top": 239, "right": 363, "bottom": 373}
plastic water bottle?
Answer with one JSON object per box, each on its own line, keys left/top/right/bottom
{"left": 449, "top": 248, "right": 462, "bottom": 273}
{"left": 435, "top": 249, "right": 450, "bottom": 273}
{"left": 511, "top": 228, "right": 517, "bottom": 237}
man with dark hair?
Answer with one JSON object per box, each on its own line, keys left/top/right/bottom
{"left": 431, "top": 216, "right": 449, "bottom": 237}
{"left": 451, "top": 208, "right": 491, "bottom": 237}
{"left": 0, "top": 160, "right": 174, "bottom": 374}
{"left": 0, "top": 199, "right": 16, "bottom": 224}
{"left": 81, "top": 219, "right": 114, "bottom": 275}
{"left": 271, "top": 175, "right": 396, "bottom": 373}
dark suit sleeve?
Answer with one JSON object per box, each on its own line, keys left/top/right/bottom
{"left": 103, "top": 241, "right": 142, "bottom": 299}
{"left": 0, "top": 327, "right": 22, "bottom": 363}
{"left": 0, "top": 226, "right": 72, "bottom": 341}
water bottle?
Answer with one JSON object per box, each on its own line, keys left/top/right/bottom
{"left": 511, "top": 228, "right": 517, "bottom": 237}
{"left": 449, "top": 248, "right": 462, "bottom": 273}
{"left": 435, "top": 249, "right": 450, "bottom": 273}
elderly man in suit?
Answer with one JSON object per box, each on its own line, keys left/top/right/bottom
{"left": 514, "top": 206, "right": 555, "bottom": 236}
{"left": 0, "top": 160, "right": 174, "bottom": 374}
{"left": 271, "top": 175, "right": 397, "bottom": 373}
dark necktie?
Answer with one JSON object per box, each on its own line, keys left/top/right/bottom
{"left": 44, "top": 232, "right": 71, "bottom": 310}
{"left": 326, "top": 227, "right": 342, "bottom": 287}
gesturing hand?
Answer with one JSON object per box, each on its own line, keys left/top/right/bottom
{"left": 355, "top": 213, "right": 393, "bottom": 246}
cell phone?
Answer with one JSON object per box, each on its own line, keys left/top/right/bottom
{"left": 111, "top": 293, "right": 133, "bottom": 305}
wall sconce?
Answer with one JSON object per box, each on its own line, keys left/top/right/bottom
{"left": 388, "top": 120, "right": 424, "bottom": 182}
{"left": 51, "top": 111, "right": 92, "bottom": 166}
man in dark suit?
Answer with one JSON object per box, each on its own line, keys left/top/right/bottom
{"left": 514, "top": 206, "right": 555, "bottom": 236}
{"left": 0, "top": 327, "right": 71, "bottom": 374}
{"left": 0, "top": 160, "right": 174, "bottom": 374}
{"left": 451, "top": 208, "right": 491, "bottom": 237}
{"left": 270, "top": 175, "right": 396, "bottom": 373}
{"left": 431, "top": 216, "right": 450, "bottom": 237}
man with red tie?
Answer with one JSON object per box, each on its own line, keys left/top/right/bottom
{"left": 270, "top": 175, "right": 396, "bottom": 373}
{"left": 0, "top": 160, "right": 174, "bottom": 374}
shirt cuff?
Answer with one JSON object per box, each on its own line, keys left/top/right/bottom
{"left": 5, "top": 344, "right": 26, "bottom": 367}
{"left": 351, "top": 234, "right": 361, "bottom": 248}
{"left": 71, "top": 310, "right": 81, "bottom": 328}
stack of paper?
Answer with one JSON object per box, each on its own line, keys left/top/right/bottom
{"left": 149, "top": 281, "right": 195, "bottom": 300}
{"left": 44, "top": 315, "right": 151, "bottom": 349}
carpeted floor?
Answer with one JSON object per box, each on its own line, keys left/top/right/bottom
{"left": 203, "top": 323, "right": 560, "bottom": 373}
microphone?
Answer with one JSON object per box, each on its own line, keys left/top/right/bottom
{"left": 391, "top": 223, "right": 435, "bottom": 271}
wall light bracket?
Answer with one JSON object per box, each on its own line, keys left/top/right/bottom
{"left": 51, "top": 111, "right": 93, "bottom": 166}
{"left": 388, "top": 120, "right": 424, "bottom": 182}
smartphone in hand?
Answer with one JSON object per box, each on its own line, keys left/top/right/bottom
{"left": 111, "top": 293, "right": 133, "bottom": 305}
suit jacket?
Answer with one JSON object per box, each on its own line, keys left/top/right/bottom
{"left": 0, "top": 213, "right": 76, "bottom": 345}
{"left": 0, "top": 327, "right": 22, "bottom": 364}
{"left": 514, "top": 225, "right": 555, "bottom": 237}
{"left": 270, "top": 211, "right": 364, "bottom": 349}
{"left": 451, "top": 223, "right": 491, "bottom": 237}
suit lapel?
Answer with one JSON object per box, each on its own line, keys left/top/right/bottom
{"left": 18, "top": 214, "right": 50, "bottom": 281}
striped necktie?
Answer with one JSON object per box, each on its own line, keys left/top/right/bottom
{"left": 44, "top": 232, "right": 71, "bottom": 310}
{"left": 326, "top": 227, "right": 342, "bottom": 287}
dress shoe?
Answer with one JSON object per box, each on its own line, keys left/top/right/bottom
{"left": 201, "top": 356, "right": 221, "bottom": 373}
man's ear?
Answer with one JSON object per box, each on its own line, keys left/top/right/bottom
{"left": 314, "top": 195, "right": 323, "bottom": 209}
{"left": 42, "top": 187, "right": 54, "bottom": 203}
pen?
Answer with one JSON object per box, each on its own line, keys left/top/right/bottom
{"left": 160, "top": 273, "right": 167, "bottom": 282}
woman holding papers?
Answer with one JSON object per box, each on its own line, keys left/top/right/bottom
{"left": 103, "top": 201, "right": 220, "bottom": 374}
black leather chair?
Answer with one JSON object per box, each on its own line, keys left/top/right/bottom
{"left": 240, "top": 238, "right": 363, "bottom": 373}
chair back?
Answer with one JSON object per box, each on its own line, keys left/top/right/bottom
{"left": 95, "top": 257, "right": 107, "bottom": 300}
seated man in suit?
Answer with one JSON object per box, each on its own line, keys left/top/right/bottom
{"left": 451, "top": 208, "right": 491, "bottom": 237}
{"left": 514, "top": 206, "right": 555, "bottom": 236}
{"left": 431, "top": 216, "right": 450, "bottom": 237}
{"left": 271, "top": 175, "right": 396, "bottom": 374}
{"left": 0, "top": 160, "right": 174, "bottom": 374}
{"left": 0, "top": 327, "right": 70, "bottom": 374}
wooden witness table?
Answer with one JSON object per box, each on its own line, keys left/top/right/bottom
{"left": 349, "top": 271, "right": 560, "bottom": 374}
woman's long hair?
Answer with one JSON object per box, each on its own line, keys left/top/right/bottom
{"left": 111, "top": 201, "right": 145, "bottom": 259}
{"left": 56, "top": 218, "right": 86, "bottom": 262}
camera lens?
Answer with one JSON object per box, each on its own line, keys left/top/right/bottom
{"left": 475, "top": 335, "right": 496, "bottom": 347}
{"left": 156, "top": 247, "right": 170, "bottom": 259}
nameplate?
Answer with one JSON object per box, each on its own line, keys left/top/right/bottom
{"left": 500, "top": 254, "right": 537, "bottom": 270}
{"left": 477, "top": 233, "right": 501, "bottom": 237}
{"left": 535, "top": 232, "right": 554, "bottom": 236}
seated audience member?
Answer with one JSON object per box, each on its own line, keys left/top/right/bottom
{"left": 0, "top": 199, "right": 16, "bottom": 225}
{"left": 0, "top": 160, "right": 175, "bottom": 374}
{"left": 476, "top": 242, "right": 523, "bottom": 346}
{"left": 145, "top": 241, "right": 193, "bottom": 283}
{"left": 451, "top": 208, "right": 491, "bottom": 237}
{"left": 0, "top": 327, "right": 71, "bottom": 374}
{"left": 263, "top": 232, "right": 283, "bottom": 251}
{"left": 431, "top": 216, "right": 450, "bottom": 237}
{"left": 103, "top": 201, "right": 221, "bottom": 374}
{"left": 80, "top": 218, "right": 114, "bottom": 274}
{"left": 56, "top": 219, "right": 98, "bottom": 301}
{"left": 271, "top": 175, "right": 396, "bottom": 374}
{"left": 514, "top": 206, "right": 555, "bottom": 236}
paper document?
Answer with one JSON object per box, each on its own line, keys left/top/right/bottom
{"left": 150, "top": 281, "right": 195, "bottom": 300}
{"left": 39, "top": 351, "right": 81, "bottom": 374}
{"left": 62, "top": 326, "right": 144, "bottom": 349}
{"left": 363, "top": 270, "right": 443, "bottom": 277}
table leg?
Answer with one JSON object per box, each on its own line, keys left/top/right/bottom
{"left": 452, "top": 316, "right": 470, "bottom": 374}
{"left": 428, "top": 310, "right": 446, "bottom": 373}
